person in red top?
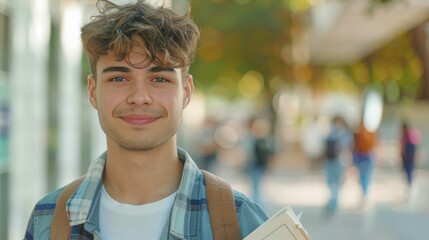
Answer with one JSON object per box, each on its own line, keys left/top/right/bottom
{"left": 353, "top": 122, "right": 377, "bottom": 204}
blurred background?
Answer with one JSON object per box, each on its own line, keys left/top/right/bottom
{"left": 1, "top": 0, "right": 429, "bottom": 239}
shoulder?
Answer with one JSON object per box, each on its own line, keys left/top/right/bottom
{"left": 37, "top": 187, "right": 64, "bottom": 205}
{"left": 24, "top": 187, "right": 64, "bottom": 240}
{"left": 198, "top": 170, "right": 268, "bottom": 235}
{"left": 233, "top": 190, "right": 268, "bottom": 237}
{"left": 29, "top": 187, "right": 64, "bottom": 217}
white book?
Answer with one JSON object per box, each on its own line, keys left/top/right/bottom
{"left": 244, "top": 206, "right": 311, "bottom": 240}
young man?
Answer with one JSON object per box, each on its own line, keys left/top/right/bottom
{"left": 24, "top": 0, "right": 268, "bottom": 239}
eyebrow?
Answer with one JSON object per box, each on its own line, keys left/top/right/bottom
{"left": 101, "top": 65, "right": 176, "bottom": 74}
{"left": 101, "top": 66, "right": 131, "bottom": 73}
{"left": 149, "top": 66, "right": 176, "bottom": 73}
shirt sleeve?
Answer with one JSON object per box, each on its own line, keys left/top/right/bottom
{"left": 234, "top": 191, "right": 269, "bottom": 238}
{"left": 23, "top": 188, "right": 62, "bottom": 240}
{"left": 24, "top": 210, "right": 35, "bottom": 240}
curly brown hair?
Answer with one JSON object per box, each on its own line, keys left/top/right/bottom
{"left": 81, "top": 0, "right": 200, "bottom": 76}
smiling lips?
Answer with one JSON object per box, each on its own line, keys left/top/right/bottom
{"left": 120, "top": 114, "right": 159, "bottom": 125}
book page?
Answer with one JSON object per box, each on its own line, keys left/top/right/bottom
{"left": 244, "top": 206, "right": 311, "bottom": 240}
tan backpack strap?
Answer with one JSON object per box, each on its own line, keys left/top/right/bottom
{"left": 50, "top": 176, "right": 85, "bottom": 240}
{"left": 202, "top": 170, "right": 241, "bottom": 240}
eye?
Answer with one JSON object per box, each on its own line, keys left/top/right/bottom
{"left": 111, "top": 77, "right": 127, "bottom": 82}
{"left": 152, "top": 77, "right": 169, "bottom": 83}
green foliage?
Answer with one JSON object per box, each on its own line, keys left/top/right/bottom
{"left": 190, "top": 0, "right": 423, "bottom": 102}
{"left": 190, "top": 0, "right": 291, "bottom": 97}
{"left": 345, "top": 32, "right": 421, "bottom": 102}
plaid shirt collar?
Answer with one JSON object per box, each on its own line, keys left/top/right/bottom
{"left": 66, "top": 147, "right": 204, "bottom": 239}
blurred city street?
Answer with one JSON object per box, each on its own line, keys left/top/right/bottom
{"left": 214, "top": 146, "right": 429, "bottom": 240}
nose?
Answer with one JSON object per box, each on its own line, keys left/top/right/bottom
{"left": 126, "top": 82, "right": 153, "bottom": 105}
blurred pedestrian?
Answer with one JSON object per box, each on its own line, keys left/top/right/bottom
{"left": 323, "top": 116, "right": 353, "bottom": 214}
{"left": 244, "top": 116, "right": 274, "bottom": 205}
{"left": 400, "top": 120, "right": 421, "bottom": 195}
{"left": 301, "top": 114, "right": 325, "bottom": 170}
{"left": 353, "top": 121, "right": 378, "bottom": 206}
{"left": 196, "top": 116, "right": 219, "bottom": 171}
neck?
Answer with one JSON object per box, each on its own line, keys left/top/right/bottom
{"left": 103, "top": 138, "right": 183, "bottom": 205}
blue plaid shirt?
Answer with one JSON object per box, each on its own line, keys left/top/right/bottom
{"left": 24, "top": 148, "right": 268, "bottom": 239}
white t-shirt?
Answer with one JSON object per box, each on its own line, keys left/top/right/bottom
{"left": 99, "top": 185, "right": 176, "bottom": 240}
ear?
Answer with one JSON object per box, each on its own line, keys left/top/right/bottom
{"left": 183, "top": 74, "right": 194, "bottom": 109}
{"left": 87, "top": 74, "right": 98, "bottom": 109}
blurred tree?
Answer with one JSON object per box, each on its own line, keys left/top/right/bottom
{"left": 343, "top": 32, "right": 423, "bottom": 102}
{"left": 190, "top": 0, "right": 291, "bottom": 98}
{"left": 356, "top": 0, "right": 429, "bottom": 101}
{"left": 411, "top": 21, "right": 429, "bottom": 100}
{"left": 189, "top": 0, "right": 428, "bottom": 102}
{"left": 360, "top": 28, "right": 427, "bottom": 102}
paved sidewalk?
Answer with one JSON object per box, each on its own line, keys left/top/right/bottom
{"left": 215, "top": 160, "right": 429, "bottom": 240}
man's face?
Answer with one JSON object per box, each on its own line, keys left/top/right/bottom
{"left": 87, "top": 45, "right": 193, "bottom": 151}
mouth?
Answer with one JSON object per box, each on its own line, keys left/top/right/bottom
{"left": 119, "top": 114, "right": 160, "bottom": 126}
